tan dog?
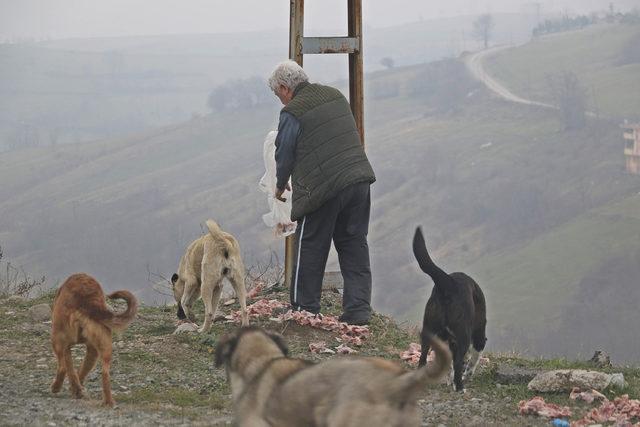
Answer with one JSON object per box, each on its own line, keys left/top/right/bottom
{"left": 215, "top": 326, "right": 452, "bottom": 427}
{"left": 50, "top": 273, "right": 137, "bottom": 407}
{"left": 171, "top": 219, "right": 248, "bottom": 332}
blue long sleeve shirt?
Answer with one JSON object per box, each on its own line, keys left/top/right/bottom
{"left": 274, "top": 111, "right": 302, "bottom": 191}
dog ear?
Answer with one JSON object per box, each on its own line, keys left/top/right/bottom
{"left": 171, "top": 273, "right": 179, "bottom": 284}
{"left": 214, "top": 332, "right": 238, "bottom": 368}
{"left": 266, "top": 331, "right": 289, "bottom": 356}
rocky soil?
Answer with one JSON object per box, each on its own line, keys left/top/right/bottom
{"left": 1, "top": 287, "right": 638, "bottom": 426}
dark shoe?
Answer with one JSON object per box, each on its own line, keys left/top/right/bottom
{"left": 338, "top": 313, "right": 370, "bottom": 326}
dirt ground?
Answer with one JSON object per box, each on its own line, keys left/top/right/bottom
{"left": 1, "top": 288, "right": 637, "bottom": 426}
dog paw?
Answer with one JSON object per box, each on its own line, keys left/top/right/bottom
{"left": 71, "top": 388, "right": 86, "bottom": 399}
{"left": 102, "top": 399, "right": 116, "bottom": 408}
{"left": 50, "top": 384, "right": 62, "bottom": 394}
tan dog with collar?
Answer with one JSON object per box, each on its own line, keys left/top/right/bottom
{"left": 215, "top": 326, "right": 452, "bottom": 427}
{"left": 171, "top": 219, "right": 248, "bottom": 331}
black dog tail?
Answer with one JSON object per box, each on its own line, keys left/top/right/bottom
{"left": 413, "top": 227, "right": 450, "bottom": 290}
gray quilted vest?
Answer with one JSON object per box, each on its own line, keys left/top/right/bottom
{"left": 283, "top": 82, "right": 376, "bottom": 221}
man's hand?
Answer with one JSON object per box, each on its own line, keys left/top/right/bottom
{"left": 275, "top": 183, "right": 291, "bottom": 202}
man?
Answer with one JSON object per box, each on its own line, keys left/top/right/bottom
{"left": 268, "top": 60, "right": 376, "bottom": 325}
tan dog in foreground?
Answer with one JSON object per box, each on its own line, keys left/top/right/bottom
{"left": 171, "top": 219, "right": 248, "bottom": 331}
{"left": 215, "top": 326, "right": 452, "bottom": 427}
{"left": 50, "top": 273, "right": 138, "bottom": 407}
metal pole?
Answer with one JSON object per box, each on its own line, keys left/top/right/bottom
{"left": 348, "top": 0, "right": 364, "bottom": 147}
{"left": 284, "top": 0, "right": 364, "bottom": 288}
{"left": 289, "top": 0, "right": 304, "bottom": 66}
{"left": 284, "top": 0, "right": 304, "bottom": 288}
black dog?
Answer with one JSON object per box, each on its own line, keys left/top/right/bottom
{"left": 413, "top": 227, "right": 487, "bottom": 392}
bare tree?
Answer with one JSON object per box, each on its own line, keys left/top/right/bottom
{"left": 380, "top": 57, "right": 395, "bottom": 69}
{"left": 546, "top": 71, "right": 588, "bottom": 130}
{"left": 472, "top": 14, "right": 495, "bottom": 50}
{"left": 0, "top": 247, "right": 46, "bottom": 298}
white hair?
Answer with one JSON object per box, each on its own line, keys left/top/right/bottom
{"left": 268, "top": 60, "right": 309, "bottom": 92}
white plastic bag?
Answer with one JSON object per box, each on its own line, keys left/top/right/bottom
{"left": 259, "top": 130, "right": 297, "bottom": 237}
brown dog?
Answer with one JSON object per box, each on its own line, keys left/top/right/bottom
{"left": 171, "top": 219, "right": 248, "bottom": 332}
{"left": 215, "top": 326, "right": 452, "bottom": 427}
{"left": 50, "top": 273, "right": 138, "bottom": 407}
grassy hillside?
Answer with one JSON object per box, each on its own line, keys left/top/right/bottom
{"left": 452, "top": 193, "right": 640, "bottom": 357}
{"left": 0, "top": 13, "right": 537, "bottom": 151}
{"left": 1, "top": 23, "right": 640, "bottom": 361}
{"left": 485, "top": 23, "right": 640, "bottom": 120}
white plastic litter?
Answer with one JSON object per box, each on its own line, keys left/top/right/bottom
{"left": 259, "top": 130, "right": 297, "bottom": 237}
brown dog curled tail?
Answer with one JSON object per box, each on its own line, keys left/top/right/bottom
{"left": 103, "top": 290, "right": 138, "bottom": 331}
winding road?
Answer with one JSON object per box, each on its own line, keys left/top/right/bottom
{"left": 464, "top": 45, "right": 556, "bottom": 109}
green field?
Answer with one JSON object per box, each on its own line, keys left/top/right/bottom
{"left": 485, "top": 23, "right": 640, "bottom": 119}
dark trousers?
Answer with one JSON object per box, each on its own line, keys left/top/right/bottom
{"left": 290, "top": 182, "right": 372, "bottom": 319}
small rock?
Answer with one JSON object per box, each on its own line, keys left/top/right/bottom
{"left": 37, "top": 358, "right": 47, "bottom": 363}
{"left": 6, "top": 295, "right": 26, "bottom": 304}
{"left": 609, "top": 373, "right": 626, "bottom": 389}
{"left": 173, "top": 322, "right": 198, "bottom": 334}
{"left": 589, "top": 350, "right": 612, "bottom": 368}
{"left": 528, "top": 369, "right": 625, "bottom": 392}
{"left": 119, "top": 385, "right": 129, "bottom": 391}
{"left": 28, "top": 303, "right": 51, "bottom": 322}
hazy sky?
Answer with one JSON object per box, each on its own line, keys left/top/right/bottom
{"left": 1, "top": 0, "right": 637, "bottom": 40}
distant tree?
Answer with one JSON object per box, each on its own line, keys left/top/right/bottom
{"left": 546, "top": 71, "right": 588, "bottom": 130}
{"left": 380, "top": 57, "right": 395, "bottom": 69}
{"left": 620, "top": 9, "right": 640, "bottom": 24}
{"left": 532, "top": 14, "right": 595, "bottom": 37}
{"left": 208, "top": 85, "right": 231, "bottom": 111}
{"left": 207, "top": 76, "right": 271, "bottom": 112}
{"left": 618, "top": 32, "right": 640, "bottom": 65}
{"left": 472, "top": 14, "right": 495, "bottom": 49}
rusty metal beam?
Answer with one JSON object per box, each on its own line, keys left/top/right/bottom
{"left": 348, "top": 0, "right": 364, "bottom": 147}
{"left": 302, "top": 37, "right": 359, "bottom": 54}
{"left": 289, "top": 0, "right": 304, "bottom": 66}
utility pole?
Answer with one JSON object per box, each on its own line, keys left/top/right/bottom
{"left": 284, "top": 0, "right": 365, "bottom": 288}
